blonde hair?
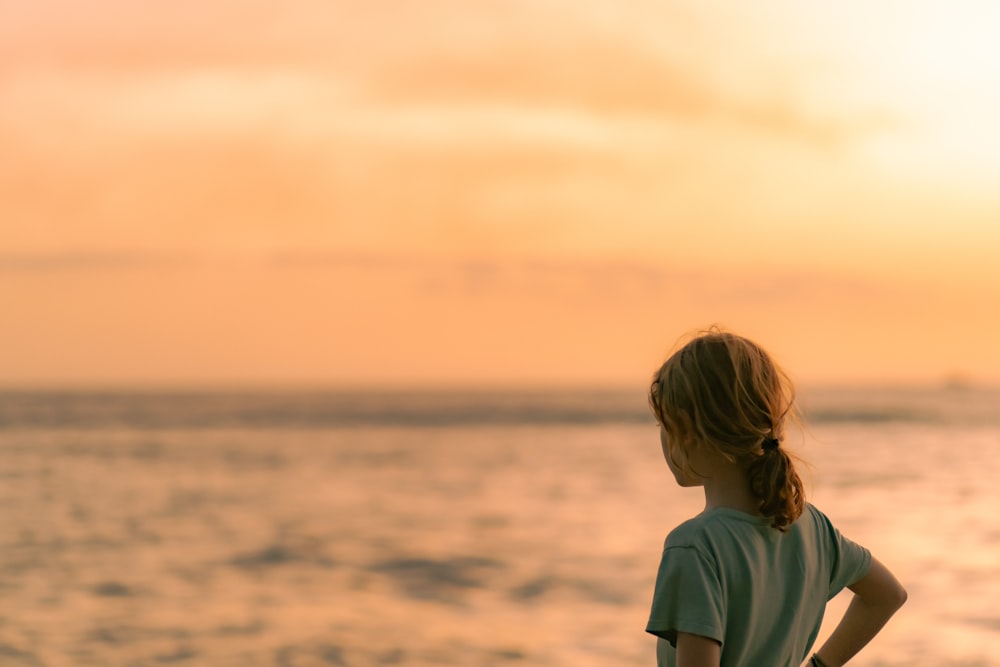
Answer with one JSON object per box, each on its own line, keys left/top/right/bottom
{"left": 649, "top": 327, "right": 804, "bottom": 531}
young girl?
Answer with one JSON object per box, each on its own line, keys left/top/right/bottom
{"left": 646, "top": 329, "right": 906, "bottom": 667}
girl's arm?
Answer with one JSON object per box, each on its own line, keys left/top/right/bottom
{"left": 812, "top": 557, "right": 907, "bottom": 667}
{"left": 675, "top": 632, "right": 721, "bottom": 667}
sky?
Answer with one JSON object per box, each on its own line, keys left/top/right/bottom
{"left": 2, "top": 0, "right": 1000, "bottom": 387}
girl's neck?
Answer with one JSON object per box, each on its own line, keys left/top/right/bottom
{"left": 700, "top": 463, "right": 761, "bottom": 517}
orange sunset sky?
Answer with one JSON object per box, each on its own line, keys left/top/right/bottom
{"left": 2, "top": 1, "right": 1000, "bottom": 387}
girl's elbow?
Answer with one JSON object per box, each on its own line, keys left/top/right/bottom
{"left": 879, "top": 580, "right": 907, "bottom": 613}
{"left": 893, "top": 584, "right": 908, "bottom": 610}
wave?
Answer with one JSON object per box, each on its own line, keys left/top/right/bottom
{"left": 0, "top": 387, "right": 997, "bottom": 430}
{"left": 0, "top": 390, "right": 650, "bottom": 430}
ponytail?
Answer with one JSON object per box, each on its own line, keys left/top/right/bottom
{"left": 747, "top": 442, "right": 804, "bottom": 532}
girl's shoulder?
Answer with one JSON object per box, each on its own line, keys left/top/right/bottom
{"left": 800, "top": 502, "right": 841, "bottom": 534}
{"left": 664, "top": 507, "right": 772, "bottom": 549}
{"left": 664, "top": 503, "right": 835, "bottom": 550}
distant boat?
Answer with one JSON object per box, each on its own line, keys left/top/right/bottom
{"left": 940, "top": 374, "right": 975, "bottom": 391}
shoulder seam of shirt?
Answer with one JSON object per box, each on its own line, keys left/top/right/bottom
{"left": 662, "top": 543, "right": 719, "bottom": 574}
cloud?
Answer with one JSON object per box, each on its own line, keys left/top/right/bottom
{"left": 0, "top": 1, "right": 891, "bottom": 149}
{"left": 264, "top": 251, "right": 887, "bottom": 305}
{"left": 341, "top": 2, "right": 892, "bottom": 148}
{"left": 0, "top": 0, "right": 339, "bottom": 72}
{"left": 0, "top": 251, "right": 194, "bottom": 272}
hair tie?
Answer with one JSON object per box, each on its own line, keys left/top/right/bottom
{"left": 762, "top": 437, "right": 780, "bottom": 452}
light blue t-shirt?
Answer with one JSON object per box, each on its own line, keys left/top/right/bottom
{"left": 646, "top": 503, "right": 871, "bottom": 667}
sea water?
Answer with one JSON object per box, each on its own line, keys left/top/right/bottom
{"left": 0, "top": 386, "right": 998, "bottom": 666}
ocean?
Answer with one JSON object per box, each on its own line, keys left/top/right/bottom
{"left": 1, "top": 386, "right": 998, "bottom": 666}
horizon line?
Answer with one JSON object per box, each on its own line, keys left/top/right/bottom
{"left": 0, "top": 377, "right": 993, "bottom": 393}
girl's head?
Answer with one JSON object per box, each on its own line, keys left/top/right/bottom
{"left": 649, "top": 328, "right": 804, "bottom": 531}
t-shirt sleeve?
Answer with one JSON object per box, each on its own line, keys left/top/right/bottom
{"left": 816, "top": 509, "right": 872, "bottom": 599}
{"left": 645, "top": 545, "right": 725, "bottom": 647}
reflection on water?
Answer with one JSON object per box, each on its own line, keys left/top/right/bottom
{"left": 1, "top": 388, "right": 998, "bottom": 666}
